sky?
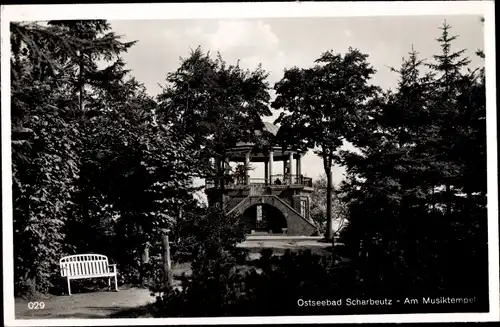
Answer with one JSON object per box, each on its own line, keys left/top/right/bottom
{"left": 108, "top": 15, "right": 484, "bottom": 194}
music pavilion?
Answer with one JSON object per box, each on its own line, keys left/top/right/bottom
{"left": 205, "top": 122, "right": 318, "bottom": 236}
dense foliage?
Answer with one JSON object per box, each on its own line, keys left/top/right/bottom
{"left": 156, "top": 47, "right": 272, "bottom": 206}
{"left": 11, "top": 21, "right": 201, "bottom": 295}
{"left": 338, "top": 22, "right": 487, "bottom": 297}
{"left": 10, "top": 19, "right": 489, "bottom": 316}
{"left": 153, "top": 21, "right": 488, "bottom": 316}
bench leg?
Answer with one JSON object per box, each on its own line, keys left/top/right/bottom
{"left": 114, "top": 274, "right": 119, "bottom": 292}
{"left": 108, "top": 277, "right": 111, "bottom": 290}
{"left": 67, "top": 278, "right": 71, "bottom": 296}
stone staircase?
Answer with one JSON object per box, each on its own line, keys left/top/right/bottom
{"left": 224, "top": 197, "right": 244, "bottom": 212}
{"left": 228, "top": 195, "right": 317, "bottom": 236}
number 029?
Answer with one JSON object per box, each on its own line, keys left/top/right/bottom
{"left": 28, "top": 301, "right": 45, "bottom": 310}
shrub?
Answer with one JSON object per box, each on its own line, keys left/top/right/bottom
{"left": 154, "top": 248, "right": 342, "bottom": 317}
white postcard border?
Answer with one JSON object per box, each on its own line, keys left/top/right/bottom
{"left": 1, "top": 1, "right": 498, "bottom": 325}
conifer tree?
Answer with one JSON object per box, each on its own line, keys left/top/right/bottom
{"left": 10, "top": 20, "right": 161, "bottom": 294}
{"left": 339, "top": 20, "right": 487, "bottom": 297}
{"left": 426, "top": 21, "right": 472, "bottom": 216}
{"left": 46, "top": 20, "right": 136, "bottom": 113}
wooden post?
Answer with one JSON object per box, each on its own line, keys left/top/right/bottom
{"left": 161, "top": 229, "right": 173, "bottom": 289}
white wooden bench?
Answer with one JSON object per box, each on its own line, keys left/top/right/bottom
{"left": 59, "top": 254, "right": 118, "bottom": 295}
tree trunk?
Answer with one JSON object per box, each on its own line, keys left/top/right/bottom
{"left": 140, "top": 244, "right": 150, "bottom": 285}
{"left": 326, "top": 169, "right": 334, "bottom": 240}
{"left": 161, "top": 232, "right": 173, "bottom": 290}
{"left": 218, "top": 158, "right": 225, "bottom": 208}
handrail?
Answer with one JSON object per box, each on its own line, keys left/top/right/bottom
{"left": 206, "top": 174, "right": 312, "bottom": 189}
{"left": 270, "top": 195, "right": 317, "bottom": 228}
{"left": 227, "top": 195, "right": 251, "bottom": 215}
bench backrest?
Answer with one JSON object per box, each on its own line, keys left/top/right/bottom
{"left": 60, "top": 254, "right": 110, "bottom": 277}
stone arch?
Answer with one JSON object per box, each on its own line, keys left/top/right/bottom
{"left": 242, "top": 203, "right": 287, "bottom": 233}
{"left": 231, "top": 195, "right": 317, "bottom": 235}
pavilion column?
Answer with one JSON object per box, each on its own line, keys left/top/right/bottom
{"left": 264, "top": 158, "right": 269, "bottom": 186}
{"left": 244, "top": 152, "right": 250, "bottom": 185}
{"left": 269, "top": 151, "right": 274, "bottom": 184}
{"left": 289, "top": 152, "right": 294, "bottom": 184}
{"left": 224, "top": 157, "right": 230, "bottom": 186}
{"left": 295, "top": 154, "right": 299, "bottom": 178}
{"left": 296, "top": 153, "right": 302, "bottom": 181}
{"left": 224, "top": 157, "right": 230, "bottom": 174}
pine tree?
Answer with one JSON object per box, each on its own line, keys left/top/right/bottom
{"left": 426, "top": 20, "right": 471, "bottom": 216}
{"left": 11, "top": 22, "right": 86, "bottom": 295}
{"left": 425, "top": 22, "right": 487, "bottom": 294}
{"left": 339, "top": 20, "right": 488, "bottom": 298}
{"left": 10, "top": 20, "right": 142, "bottom": 294}
{"left": 46, "top": 20, "right": 136, "bottom": 113}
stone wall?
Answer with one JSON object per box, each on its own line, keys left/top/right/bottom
{"left": 206, "top": 184, "right": 317, "bottom": 235}
{"left": 230, "top": 195, "right": 317, "bottom": 236}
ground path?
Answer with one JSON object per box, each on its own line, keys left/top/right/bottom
{"left": 15, "top": 287, "right": 156, "bottom": 319}
{"left": 15, "top": 236, "right": 332, "bottom": 319}
{"left": 239, "top": 235, "right": 333, "bottom": 259}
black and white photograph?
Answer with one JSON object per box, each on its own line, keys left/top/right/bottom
{"left": 1, "top": 1, "right": 498, "bottom": 325}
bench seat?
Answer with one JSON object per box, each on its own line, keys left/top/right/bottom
{"left": 59, "top": 254, "right": 119, "bottom": 295}
{"left": 66, "top": 272, "right": 117, "bottom": 279}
